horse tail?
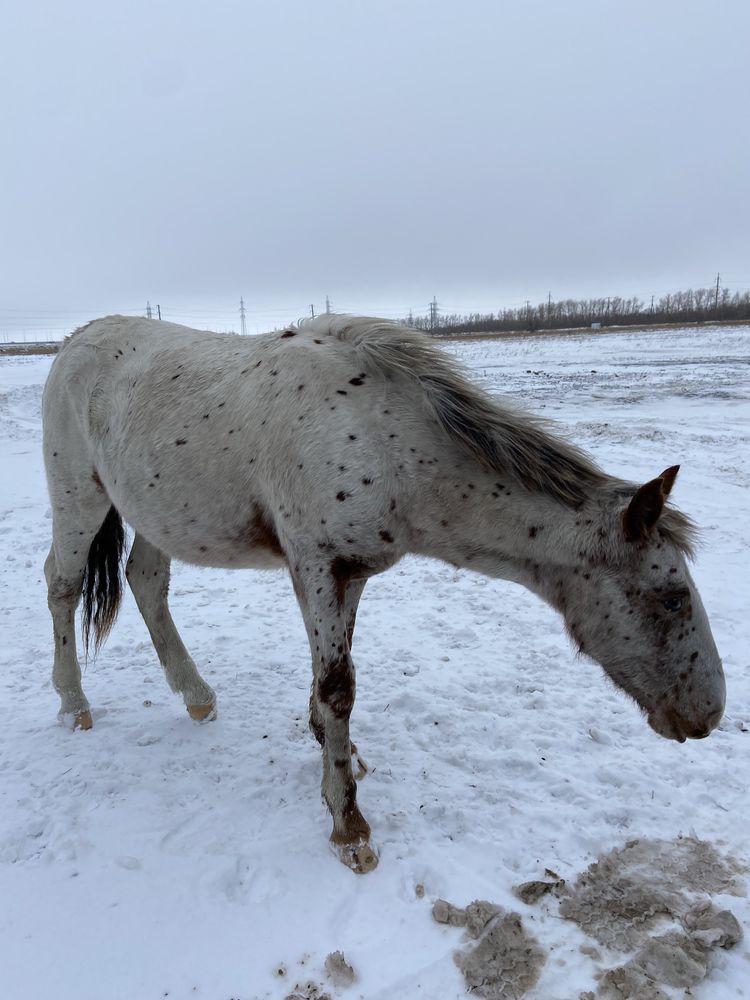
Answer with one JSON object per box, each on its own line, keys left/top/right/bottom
{"left": 81, "top": 506, "right": 125, "bottom": 652}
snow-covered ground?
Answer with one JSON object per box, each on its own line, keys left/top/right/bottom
{"left": 0, "top": 325, "right": 747, "bottom": 1000}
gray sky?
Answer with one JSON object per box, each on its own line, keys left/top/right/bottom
{"left": 2, "top": 0, "right": 748, "bottom": 336}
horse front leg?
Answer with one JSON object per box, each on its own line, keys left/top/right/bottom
{"left": 309, "top": 578, "right": 368, "bottom": 779}
{"left": 294, "top": 568, "right": 377, "bottom": 873}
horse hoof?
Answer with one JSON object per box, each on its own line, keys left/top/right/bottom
{"left": 187, "top": 702, "right": 217, "bottom": 722}
{"left": 336, "top": 840, "right": 379, "bottom": 874}
{"left": 74, "top": 710, "right": 93, "bottom": 731}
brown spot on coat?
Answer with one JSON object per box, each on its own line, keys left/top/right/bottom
{"left": 318, "top": 657, "right": 354, "bottom": 716}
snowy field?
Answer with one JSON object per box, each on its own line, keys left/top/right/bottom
{"left": 0, "top": 324, "right": 748, "bottom": 1000}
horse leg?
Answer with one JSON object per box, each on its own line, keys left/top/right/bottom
{"left": 125, "top": 533, "right": 216, "bottom": 721}
{"left": 309, "top": 579, "right": 368, "bottom": 778}
{"left": 294, "top": 568, "right": 376, "bottom": 873}
{"left": 45, "top": 497, "right": 112, "bottom": 730}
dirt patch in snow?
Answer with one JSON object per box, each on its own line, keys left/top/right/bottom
{"left": 559, "top": 836, "right": 744, "bottom": 952}
{"left": 283, "top": 951, "right": 355, "bottom": 1000}
{"left": 283, "top": 985, "right": 331, "bottom": 1000}
{"left": 433, "top": 898, "right": 546, "bottom": 999}
{"left": 433, "top": 838, "right": 744, "bottom": 999}
{"left": 555, "top": 837, "right": 743, "bottom": 998}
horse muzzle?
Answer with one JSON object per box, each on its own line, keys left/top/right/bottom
{"left": 648, "top": 704, "right": 724, "bottom": 743}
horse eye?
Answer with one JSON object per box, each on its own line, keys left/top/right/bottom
{"left": 662, "top": 596, "right": 684, "bottom": 612}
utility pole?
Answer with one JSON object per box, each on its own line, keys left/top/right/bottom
{"left": 714, "top": 272, "right": 721, "bottom": 312}
{"left": 650, "top": 295, "right": 655, "bottom": 314}
{"left": 325, "top": 295, "right": 332, "bottom": 314}
{"left": 429, "top": 297, "right": 439, "bottom": 332}
{"left": 146, "top": 301, "right": 153, "bottom": 319}
{"left": 157, "top": 304, "right": 161, "bottom": 320}
{"left": 310, "top": 304, "right": 315, "bottom": 319}
{"left": 239, "top": 297, "right": 247, "bottom": 336}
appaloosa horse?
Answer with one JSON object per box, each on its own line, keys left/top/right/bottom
{"left": 43, "top": 315, "right": 725, "bottom": 872}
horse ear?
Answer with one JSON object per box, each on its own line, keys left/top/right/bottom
{"left": 623, "top": 465, "right": 680, "bottom": 543}
{"left": 658, "top": 464, "right": 680, "bottom": 499}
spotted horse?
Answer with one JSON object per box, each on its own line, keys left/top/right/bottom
{"left": 42, "top": 314, "right": 725, "bottom": 872}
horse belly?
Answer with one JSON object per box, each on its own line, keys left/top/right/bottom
{"left": 157, "top": 533, "right": 288, "bottom": 570}
{"left": 103, "top": 470, "right": 287, "bottom": 571}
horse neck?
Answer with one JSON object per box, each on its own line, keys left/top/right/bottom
{"left": 415, "top": 458, "right": 602, "bottom": 605}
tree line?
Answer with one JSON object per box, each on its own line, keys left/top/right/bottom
{"left": 403, "top": 286, "right": 750, "bottom": 336}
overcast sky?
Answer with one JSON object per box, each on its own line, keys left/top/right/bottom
{"left": 1, "top": 0, "right": 748, "bottom": 336}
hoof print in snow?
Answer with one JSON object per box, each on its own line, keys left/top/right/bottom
{"left": 433, "top": 898, "right": 546, "bottom": 999}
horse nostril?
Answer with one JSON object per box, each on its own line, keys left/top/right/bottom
{"left": 688, "top": 726, "right": 710, "bottom": 740}
{"left": 668, "top": 705, "right": 722, "bottom": 741}
{"left": 685, "top": 708, "right": 722, "bottom": 739}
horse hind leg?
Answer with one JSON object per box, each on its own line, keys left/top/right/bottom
{"left": 46, "top": 500, "right": 121, "bottom": 730}
{"left": 125, "top": 533, "right": 216, "bottom": 721}
{"left": 45, "top": 544, "right": 91, "bottom": 729}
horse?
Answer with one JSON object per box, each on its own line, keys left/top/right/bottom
{"left": 42, "top": 314, "right": 725, "bottom": 873}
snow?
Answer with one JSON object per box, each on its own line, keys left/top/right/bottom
{"left": 0, "top": 325, "right": 748, "bottom": 1000}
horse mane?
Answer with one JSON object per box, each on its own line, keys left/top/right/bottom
{"left": 300, "top": 315, "right": 698, "bottom": 555}
{"left": 58, "top": 317, "right": 103, "bottom": 353}
{"left": 307, "top": 314, "right": 612, "bottom": 506}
